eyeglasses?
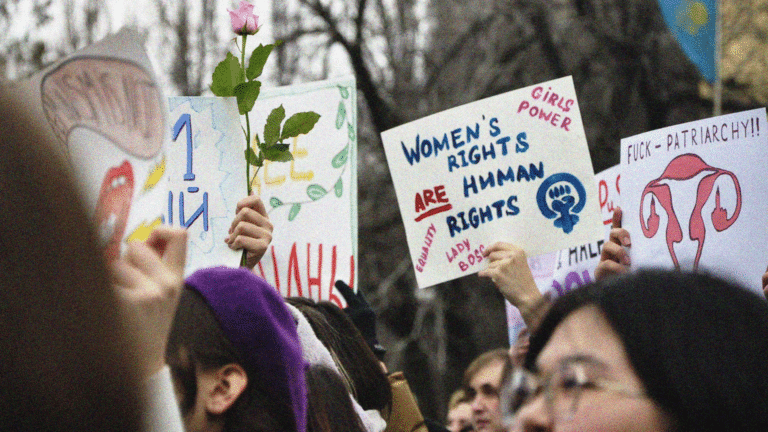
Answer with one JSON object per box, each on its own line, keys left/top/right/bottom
{"left": 500, "top": 359, "right": 647, "bottom": 427}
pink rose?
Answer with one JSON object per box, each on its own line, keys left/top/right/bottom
{"left": 229, "top": 1, "right": 259, "bottom": 35}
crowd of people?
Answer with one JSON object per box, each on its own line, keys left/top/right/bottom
{"left": 4, "top": 78, "right": 768, "bottom": 432}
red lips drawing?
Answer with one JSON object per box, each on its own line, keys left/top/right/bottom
{"left": 95, "top": 161, "right": 134, "bottom": 262}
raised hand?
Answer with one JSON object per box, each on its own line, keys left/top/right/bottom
{"left": 595, "top": 207, "right": 631, "bottom": 282}
{"left": 226, "top": 194, "right": 274, "bottom": 270}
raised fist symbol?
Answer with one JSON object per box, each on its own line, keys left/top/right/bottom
{"left": 537, "top": 173, "right": 587, "bottom": 234}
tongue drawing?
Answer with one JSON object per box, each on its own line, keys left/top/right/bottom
{"left": 95, "top": 160, "right": 134, "bottom": 261}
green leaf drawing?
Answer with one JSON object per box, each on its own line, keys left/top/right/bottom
{"left": 348, "top": 122, "right": 356, "bottom": 141}
{"left": 338, "top": 86, "right": 349, "bottom": 99}
{"left": 210, "top": 52, "right": 243, "bottom": 97}
{"left": 307, "top": 184, "right": 327, "bottom": 201}
{"left": 334, "top": 178, "right": 343, "bottom": 197}
{"left": 331, "top": 145, "right": 349, "bottom": 168}
{"left": 288, "top": 203, "right": 301, "bottom": 221}
{"left": 269, "top": 197, "right": 283, "bottom": 208}
{"left": 233, "top": 81, "right": 261, "bottom": 115}
{"left": 264, "top": 105, "right": 285, "bottom": 146}
{"left": 281, "top": 112, "right": 321, "bottom": 139}
{"left": 244, "top": 147, "right": 262, "bottom": 166}
{"left": 335, "top": 101, "right": 346, "bottom": 129}
{"left": 246, "top": 44, "right": 275, "bottom": 80}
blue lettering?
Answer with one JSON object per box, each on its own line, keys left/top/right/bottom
{"left": 489, "top": 117, "right": 501, "bottom": 137}
{"left": 448, "top": 155, "right": 460, "bottom": 172}
{"left": 479, "top": 172, "right": 495, "bottom": 190}
{"left": 529, "top": 162, "right": 544, "bottom": 180}
{"left": 468, "top": 145, "right": 481, "bottom": 163}
{"left": 466, "top": 123, "right": 480, "bottom": 143}
{"left": 516, "top": 132, "right": 529, "bottom": 153}
{"left": 482, "top": 143, "right": 496, "bottom": 160}
{"left": 447, "top": 216, "right": 461, "bottom": 237}
{"left": 401, "top": 135, "right": 421, "bottom": 165}
{"left": 463, "top": 175, "right": 478, "bottom": 197}
{"left": 451, "top": 128, "right": 465, "bottom": 148}
{"left": 496, "top": 136, "right": 511, "bottom": 155}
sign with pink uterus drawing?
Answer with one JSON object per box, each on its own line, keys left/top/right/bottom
{"left": 621, "top": 108, "right": 768, "bottom": 293}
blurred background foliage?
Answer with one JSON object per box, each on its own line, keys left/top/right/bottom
{"left": 2, "top": 0, "right": 766, "bottom": 421}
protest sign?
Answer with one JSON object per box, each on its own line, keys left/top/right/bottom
{"left": 549, "top": 164, "right": 621, "bottom": 296}
{"left": 13, "top": 29, "right": 167, "bottom": 261}
{"left": 167, "top": 97, "right": 246, "bottom": 275}
{"left": 621, "top": 108, "right": 768, "bottom": 292}
{"left": 381, "top": 77, "right": 603, "bottom": 288}
{"left": 248, "top": 77, "right": 357, "bottom": 306}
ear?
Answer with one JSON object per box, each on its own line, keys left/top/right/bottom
{"left": 204, "top": 363, "right": 248, "bottom": 415}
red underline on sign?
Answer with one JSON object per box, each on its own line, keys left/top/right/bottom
{"left": 603, "top": 218, "right": 613, "bottom": 226}
{"left": 415, "top": 204, "right": 453, "bottom": 222}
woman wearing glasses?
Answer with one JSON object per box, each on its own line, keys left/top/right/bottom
{"left": 502, "top": 269, "right": 768, "bottom": 432}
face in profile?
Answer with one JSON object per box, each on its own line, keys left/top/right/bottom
{"left": 508, "top": 306, "right": 672, "bottom": 432}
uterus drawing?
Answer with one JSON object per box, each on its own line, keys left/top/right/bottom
{"left": 640, "top": 154, "right": 741, "bottom": 269}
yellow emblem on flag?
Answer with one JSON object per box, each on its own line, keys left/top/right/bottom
{"left": 676, "top": 0, "right": 710, "bottom": 36}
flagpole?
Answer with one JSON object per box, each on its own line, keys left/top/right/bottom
{"left": 713, "top": 0, "right": 723, "bottom": 116}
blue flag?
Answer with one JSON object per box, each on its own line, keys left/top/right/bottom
{"left": 658, "top": 0, "right": 718, "bottom": 82}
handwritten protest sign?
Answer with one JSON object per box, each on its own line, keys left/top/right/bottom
{"left": 13, "top": 29, "right": 167, "bottom": 261}
{"left": 167, "top": 97, "right": 246, "bottom": 275}
{"left": 248, "top": 77, "right": 357, "bottom": 306}
{"left": 549, "top": 165, "right": 621, "bottom": 296}
{"left": 621, "top": 108, "right": 768, "bottom": 292}
{"left": 381, "top": 77, "right": 603, "bottom": 288}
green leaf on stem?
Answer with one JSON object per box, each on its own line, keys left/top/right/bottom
{"left": 288, "top": 203, "right": 301, "bottom": 221}
{"left": 307, "top": 184, "right": 327, "bottom": 201}
{"left": 281, "top": 112, "right": 321, "bottom": 139}
{"left": 244, "top": 147, "right": 263, "bottom": 166}
{"left": 264, "top": 105, "right": 285, "bottom": 146}
{"left": 338, "top": 86, "right": 350, "bottom": 99}
{"left": 331, "top": 145, "right": 348, "bottom": 168}
{"left": 348, "top": 122, "right": 356, "bottom": 141}
{"left": 335, "top": 101, "right": 346, "bottom": 129}
{"left": 270, "top": 197, "right": 283, "bottom": 208}
{"left": 263, "top": 146, "right": 294, "bottom": 162}
{"left": 247, "top": 44, "right": 275, "bottom": 80}
{"left": 234, "top": 81, "right": 261, "bottom": 115}
{"left": 211, "top": 52, "right": 243, "bottom": 97}
{"left": 334, "top": 178, "right": 343, "bottom": 197}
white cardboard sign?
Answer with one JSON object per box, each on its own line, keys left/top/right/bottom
{"left": 13, "top": 29, "right": 167, "bottom": 261}
{"left": 248, "top": 77, "right": 357, "bottom": 306}
{"left": 167, "top": 97, "right": 246, "bottom": 275}
{"left": 549, "top": 165, "right": 621, "bottom": 296}
{"left": 621, "top": 109, "right": 768, "bottom": 292}
{"left": 381, "top": 77, "right": 603, "bottom": 288}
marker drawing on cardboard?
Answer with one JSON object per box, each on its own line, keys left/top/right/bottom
{"left": 381, "top": 76, "right": 603, "bottom": 288}
{"left": 248, "top": 77, "right": 357, "bottom": 306}
{"left": 167, "top": 97, "right": 247, "bottom": 275}
{"left": 15, "top": 29, "right": 167, "bottom": 261}
{"left": 621, "top": 108, "right": 767, "bottom": 292}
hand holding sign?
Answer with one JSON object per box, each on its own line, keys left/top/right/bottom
{"left": 479, "top": 242, "right": 543, "bottom": 327}
{"left": 594, "top": 207, "right": 632, "bottom": 282}
{"left": 226, "top": 194, "right": 274, "bottom": 270}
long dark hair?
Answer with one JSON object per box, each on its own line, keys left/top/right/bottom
{"left": 287, "top": 297, "right": 392, "bottom": 413}
{"left": 167, "top": 288, "right": 297, "bottom": 432}
{"left": 526, "top": 269, "right": 768, "bottom": 432}
{"left": 306, "top": 365, "right": 367, "bottom": 432}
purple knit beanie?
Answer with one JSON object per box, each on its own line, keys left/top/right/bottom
{"left": 185, "top": 266, "right": 307, "bottom": 432}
